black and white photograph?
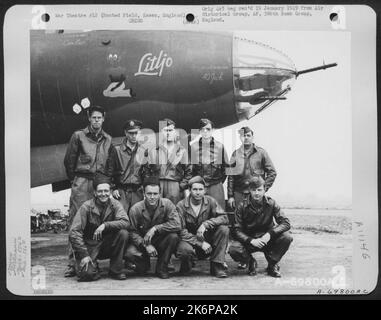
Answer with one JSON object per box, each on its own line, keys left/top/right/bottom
{"left": 3, "top": 4, "right": 378, "bottom": 296}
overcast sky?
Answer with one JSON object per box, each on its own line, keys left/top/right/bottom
{"left": 224, "top": 31, "right": 351, "bottom": 207}
{"left": 31, "top": 31, "right": 351, "bottom": 209}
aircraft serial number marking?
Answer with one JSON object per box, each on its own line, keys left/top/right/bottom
{"left": 202, "top": 72, "right": 224, "bottom": 84}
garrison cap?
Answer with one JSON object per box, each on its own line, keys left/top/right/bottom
{"left": 124, "top": 119, "right": 142, "bottom": 132}
{"left": 199, "top": 118, "right": 214, "bottom": 129}
{"left": 143, "top": 176, "right": 161, "bottom": 189}
{"left": 161, "top": 118, "right": 176, "bottom": 128}
{"left": 77, "top": 262, "right": 100, "bottom": 282}
{"left": 93, "top": 173, "right": 111, "bottom": 190}
{"left": 239, "top": 126, "right": 254, "bottom": 135}
{"left": 188, "top": 176, "right": 206, "bottom": 188}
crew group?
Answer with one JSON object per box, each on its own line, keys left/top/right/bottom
{"left": 64, "top": 105, "right": 293, "bottom": 282}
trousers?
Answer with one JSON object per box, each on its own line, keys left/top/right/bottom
{"left": 160, "top": 180, "right": 184, "bottom": 205}
{"left": 125, "top": 232, "right": 180, "bottom": 274}
{"left": 75, "top": 229, "right": 130, "bottom": 280}
{"left": 176, "top": 225, "right": 230, "bottom": 265}
{"left": 205, "top": 182, "right": 225, "bottom": 210}
{"left": 118, "top": 187, "right": 143, "bottom": 216}
{"left": 229, "top": 231, "right": 293, "bottom": 264}
{"left": 68, "top": 176, "right": 94, "bottom": 267}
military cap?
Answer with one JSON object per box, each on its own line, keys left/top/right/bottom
{"left": 188, "top": 175, "right": 206, "bottom": 188}
{"left": 161, "top": 118, "right": 176, "bottom": 128}
{"left": 123, "top": 119, "right": 142, "bottom": 132}
{"left": 87, "top": 105, "right": 105, "bottom": 117}
{"left": 199, "top": 118, "right": 214, "bottom": 129}
{"left": 143, "top": 176, "right": 161, "bottom": 188}
{"left": 239, "top": 126, "right": 254, "bottom": 135}
{"left": 93, "top": 173, "right": 111, "bottom": 190}
{"left": 77, "top": 262, "right": 101, "bottom": 282}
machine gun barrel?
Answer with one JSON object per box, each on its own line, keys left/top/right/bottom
{"left": 295, "top": 63, "right": 337, "bottom": 77}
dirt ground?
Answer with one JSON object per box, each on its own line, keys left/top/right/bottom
{"left": 31, "top": 210, "right": 353, "bottom": 295}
